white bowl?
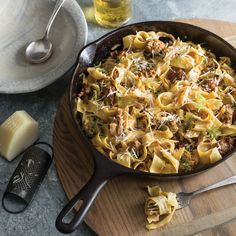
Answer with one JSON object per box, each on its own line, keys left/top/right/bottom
{"left": 0, "top": 0, "right": 88, "bottom": 93}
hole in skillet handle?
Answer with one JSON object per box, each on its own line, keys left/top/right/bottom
{"left": 55, "top": 169, "right": 109, "bottom": 234}
{"left": 2, "top": 142, "right": 53, "bottom": 214}
{"left": 55, "top": 149, "right": 127, "bottom": 234}
{"left": 62, "top": 200, "right": 84, "bottom": 224}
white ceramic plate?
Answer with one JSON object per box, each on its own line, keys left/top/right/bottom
{"left": 0, "top": 0, "right": 88, "bottom": 93}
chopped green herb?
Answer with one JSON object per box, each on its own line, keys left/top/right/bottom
{"left": 193, "top": 93, "right": 206, "bottom": 110}
{"left": 185, "top": 143, "right": 194, "bottom": 152}
{"left": 193, "top": 103, "right": 203, "bottom": 110}
{"left": 98, "top": 68, "right": 107, "bottom": 74}
{"left": 198, "top": 79, "right": 206, "bottom": 85}
{"left": 180, "top": 154, "right": 192, "bottom": 172}
{"left": 91, "top": 90, "right": 98, "bottom": 101}
{"left": 152, "top": 51, "right": 165, "bottom": 59}
{"left": 183, "top": 117, "right": 194, "bottom": 132}
{"left": 179, "top": 149, "right": 197, "bottom": 172}
{"left": 207, "top": 126, "right": 221, "bottom": 140}
{"left": 196, "top": 93, "right": 206, "bottom": 103}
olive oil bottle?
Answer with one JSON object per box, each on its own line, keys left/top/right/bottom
{"left": 94, "top": 0, "right": 132, "bottom": 28}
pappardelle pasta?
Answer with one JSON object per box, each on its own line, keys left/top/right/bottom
{"left": 76, "top": 31, "right": 236, "bottom": 173}
{"left": 145, "top": 186, "right": 178, "bottom": 230}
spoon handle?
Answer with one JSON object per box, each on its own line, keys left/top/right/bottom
{"left": 44, "top": 0, "right": 67, "bottom": 38}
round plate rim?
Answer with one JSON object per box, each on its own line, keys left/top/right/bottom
{"left": 0, "top": 0, "right": 88, "bottom": 94}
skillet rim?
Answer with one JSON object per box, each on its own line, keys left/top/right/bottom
{"left": 69, "top": 20, "right": 236, "bottom": 178}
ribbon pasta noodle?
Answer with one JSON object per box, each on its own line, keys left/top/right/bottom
{"left": 76, "top": 31, "right": 236, "bottom": 173}
{"left": 145, "top": 186, "right": 178, "bottom": 230}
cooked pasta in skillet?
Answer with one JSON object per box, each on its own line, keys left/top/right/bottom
{"left": 75, "top": 31, "right": 236, "bottom": 173}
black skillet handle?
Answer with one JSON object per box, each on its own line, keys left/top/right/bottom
{"left": 56, "top": 169, "right": 109, "bottom": 234}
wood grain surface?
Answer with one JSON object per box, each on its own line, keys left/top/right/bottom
{"left": 53, "top": 19, "right": 236, "bottom": 236}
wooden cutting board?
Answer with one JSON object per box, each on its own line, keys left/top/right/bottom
{"left": 53, "top": 19, "right": 236, "bottom": 236}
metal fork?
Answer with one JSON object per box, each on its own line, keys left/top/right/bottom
{"left": 176, "top": 175, "right": 236, "bottom": 209}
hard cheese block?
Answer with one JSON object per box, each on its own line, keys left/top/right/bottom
{"left": 0, "top": 111, "right": 39, "bottom": 161}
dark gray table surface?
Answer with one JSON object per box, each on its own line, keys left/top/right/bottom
{"left": 0, "top": 0, "right": 236, "bottom": 235}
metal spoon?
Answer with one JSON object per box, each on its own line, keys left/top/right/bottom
{"left": 25, "top": 0, "right": 66, "bottom": 64}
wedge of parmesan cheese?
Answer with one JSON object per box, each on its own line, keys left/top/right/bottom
{"left": 0, "top": 111, "right": 39, "bottom": 161}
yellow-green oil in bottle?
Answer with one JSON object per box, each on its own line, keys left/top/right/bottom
{"left": 94, "top": 0, "right": 132, "bottom": 28}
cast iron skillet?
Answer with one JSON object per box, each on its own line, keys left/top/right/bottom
{"left": 56, "top": 21, "right": 236, "bottom": 234}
